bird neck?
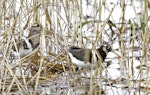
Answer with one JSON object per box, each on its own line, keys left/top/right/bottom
{"left": 97, "top": 46, "right": 107, "bottom": 61}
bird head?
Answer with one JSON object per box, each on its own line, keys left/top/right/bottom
{"left": 29, "top": 23, "right": 43, "bottom": 35}
{"left": 97, "top": 42, "right": 112, "bottom": 61}
{"left": 101, "top": 41, "right": 112, "bottom": 52}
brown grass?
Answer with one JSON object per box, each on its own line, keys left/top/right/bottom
{"left": 0, "top": 0, "right": 149, "bottom": 94}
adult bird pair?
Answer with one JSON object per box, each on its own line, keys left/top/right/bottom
{"left": 13, "top": 23, "right": 112, "bottom": 69}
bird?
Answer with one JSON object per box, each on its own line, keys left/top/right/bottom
{"left": 12, "top": 23, "right": 42, "bottom": 58}
{"left": 28, "top": 23, "right": 42, "bottom": 50}
{"left": 68, "top": 42, "right": 112, "bottom": 69}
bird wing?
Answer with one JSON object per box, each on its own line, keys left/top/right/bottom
{"left": 68, "top": 47, "right": 92, "bottom": 63}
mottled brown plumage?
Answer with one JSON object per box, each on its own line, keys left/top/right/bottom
{"left": 12, "top": 23, "right": 42, "bottom": 58}
{"left": 28, "top": 23, "right": 42, "bottom": 49}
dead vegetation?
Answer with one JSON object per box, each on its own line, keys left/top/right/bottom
{"left": 0, "top": 0, "right": 150, "bottom": 94}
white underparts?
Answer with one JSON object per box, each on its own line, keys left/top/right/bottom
{"left": 19, "top": 37, "right": 33, "bottom": 58}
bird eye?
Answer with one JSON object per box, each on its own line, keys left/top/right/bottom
{"left": 106, "top": 46, "right": 110, "bottom": 49}
{"left": 37, "top": 24, "right": 39, "bottom": 27}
